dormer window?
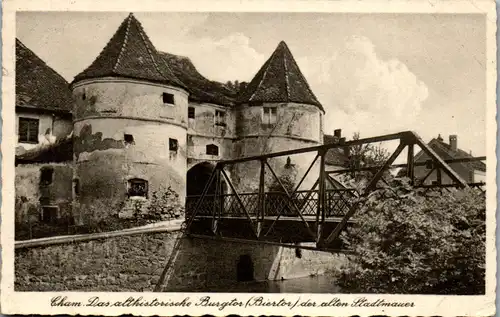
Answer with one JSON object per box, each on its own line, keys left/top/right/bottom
{"left": 215, "top": 110, "right": 226, "bottom": 127}
{"left": 263, "top": 107, "right": 277, "bottom": 126}
{"left": 163, "top": 92, "right": 175, "bottom": 105}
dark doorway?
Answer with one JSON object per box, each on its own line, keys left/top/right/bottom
{"left": 186, "top": 162, "right": 227, "bottom": 217}
{"left": 186, "top": 162, "right": 227, "bottom": 196}
{"left": 187, "top": 162, "right": 216, "bottom": 196}
{"left": 237, "top": 254, "right": 254, "bottom": 282}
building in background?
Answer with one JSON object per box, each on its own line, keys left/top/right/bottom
{"left": 412, "top": 134, "right": 486, "bottom": 185}
{"left": 15, "top": 39, "right": 74, "bottom": 228}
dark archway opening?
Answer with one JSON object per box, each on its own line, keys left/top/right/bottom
{"left": 187, "top": 162, "right": 217, "bottom": 196}
{"left": 186, "top": 162, "right": 227, "bottom": 217}
{"left": 236, "top": 254, "right": 254, "bottom": 282}
{"left": 187, "top": 162, "right": 228, "bottom": 196}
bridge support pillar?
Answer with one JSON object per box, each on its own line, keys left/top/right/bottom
{"left": 161, "top": 236, "right": 347, "bottom": 291}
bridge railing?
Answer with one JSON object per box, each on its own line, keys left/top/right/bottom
{"left": 184, "top": 130, "right": 486, "bottom": 248}
{"left": 185, "top": 188, "right": 358, "bottom": 218}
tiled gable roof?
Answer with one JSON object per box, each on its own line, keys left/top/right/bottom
{"left": 238, "top": 41, "right": 324, "bottom": 111}
{"left": 415, "top": 138, "right": 486, "bottom": 172}
{"left": 16, "top": 39, "right": 73, "bottom": 113}
{"left": 158, "top": 52, "right": 238, "bottom": 106}
{"left": 73, "top": 13, "right": 186, "bottom": 89}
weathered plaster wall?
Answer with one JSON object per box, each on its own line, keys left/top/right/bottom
{"left": 187, "top": 135, "right": 233, "bottom": 163}
{"left": 235, "top": 103, "right": 322, "bottom": 143}
{"left": 16, "top": 112, "right": 54, "bottom": 152}
{"left": 15, "top": 163, "right": 73, "bottom": 224}
{"left": 72, "top": 78, "right": 189, "bottom": 124}
{"left": 231, "top": 137, "right": 320, "bottom": 192}
{"left": 229, "top": 103, "right": 322, "bottom": 192}
{"left": 72, "top": 78, "right": 189, "bottom": 223}
{"left": 73, "top": 118, "right": 187, "bottom": 223}
{"left": 52, "top": 116, "right": 73, "bottom": 139}
{"left": 187, "top": 102, "right": 235, "bottom": 138}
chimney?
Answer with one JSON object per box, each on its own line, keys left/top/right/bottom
{"left": 449, "top": 135, "right": 457, "bottom": 151}
{"left": 437, "top": 134, "right": 443, "bottom": 142}
{"left": 334, "top": 129, "right": 342, "bottom": 138}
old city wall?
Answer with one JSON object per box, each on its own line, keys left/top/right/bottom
{"left": 15, "top": 228, "right": 346, "bottom": 292}
{"left": 15, "top": 229, "right": 182, "bottom": 292}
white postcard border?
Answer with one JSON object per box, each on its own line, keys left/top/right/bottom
{"left": 1, "top": 1, "right": 497, "bottom": 316}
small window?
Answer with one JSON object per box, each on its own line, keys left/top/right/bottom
{"left": 206, "top": 144, "right": 219, "bottom": 156}
{"left": 40, "top": 166, "right": 54, "bottom": 186}
{"left": 169, "top": 138, "right": 178, "bottom": 152}
{"left": 263, "top": 107, "right": 277, "bottom": 125}
{"left": 215, "top": 110, "right": 226, "bottom": 127}
{"left": 163, "top": 92, "right": 175, "bottom": 105}
{"left": 295, "top": 247, "right": 302, "bottom": 258}
{"left": 128, "top": 178, "right": 148, "bottom": 198}
{"left": 73, "top": 179, "right": 80, "bottom": 196}
{"left": 18, "top": 117, "right": 39, "bottom": 143}
{"left": 124, "top": 134, "right": 134, "bottom": 144}
{"left": 188, "top": 107, "right": 195, "bottom": 119}
{"left": 82, "top": 92, "right": 86, "bottom": 101}
{"left": 40, "top": 206, "right": 58, "bottom": 224}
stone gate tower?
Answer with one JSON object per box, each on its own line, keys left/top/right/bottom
{"left": 233, "top": 41, "right": 324, "bottom": 192}
{"left": 71, "top": 14, "right": 189, "bottom": 220}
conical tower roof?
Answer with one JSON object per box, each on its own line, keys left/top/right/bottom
{"left": 238, "top": 41, "right": 323, "bottom": 111}
{"left": 72, "top": 13, "right": 186, "bottom": 89}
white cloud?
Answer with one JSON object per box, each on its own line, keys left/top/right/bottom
{"left": 299, "top": 35, "right": 429, "bottom": 139}
{"left": 156, "top": 32, "right": 266, "bottom": 83}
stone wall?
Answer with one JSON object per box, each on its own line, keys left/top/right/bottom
{"left": 15, "top": 230, "right": 346, "bottom": 292}
{"left": 15, "top": 231, "right": 181, "bottom": 292}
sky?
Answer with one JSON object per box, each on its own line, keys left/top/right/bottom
{"left": 16, "top": 11, "right": 487, "bottom": 156}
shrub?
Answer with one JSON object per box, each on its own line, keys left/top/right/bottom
{"left": 338, "top": 178, "right": 485, "bottom": 294}
{"left": 146, "top": 186, "right": 184, "bottom": 221}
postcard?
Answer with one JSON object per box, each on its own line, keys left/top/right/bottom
{"left": 1, "top": 0, "right": 497, "bottom": 315}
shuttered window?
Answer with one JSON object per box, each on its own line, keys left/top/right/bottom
{"left": 18, "top": 117, "right": 39, "bottom": 143}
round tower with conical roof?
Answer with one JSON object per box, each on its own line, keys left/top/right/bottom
{"left": 71, "top": 13, "right": 189, "bottom": 221}
{"left": 234, "top": 41, "right": 324, "bottom": 192}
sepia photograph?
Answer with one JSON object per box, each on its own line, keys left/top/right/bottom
{"left": 2, "top": 1, "right": 497, "bottom": 316}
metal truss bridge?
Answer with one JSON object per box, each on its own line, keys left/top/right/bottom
{"left": 183, "top": 131, "right": 486, "bottom": 252}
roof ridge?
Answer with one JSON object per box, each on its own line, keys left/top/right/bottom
{"left": 132, "top": 14, "right": 167, "bottom": 80}
{"left": 282, "top": 42, "right": 321, "bottom": 107}
{"left": 112, "top": 14, "right": 133, "bottom": 73}
{"left": 16, "top": 38, "right": 70, "bottom": 87}
{"left": 282, "top": 48, "right": 291, "bottom": 102}
{"left": 248, "top": 54, "right": 274, "bottom": 102}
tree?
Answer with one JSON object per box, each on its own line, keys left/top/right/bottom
{"left": 337, "top": 178, "right": 486, "bottom": 294}
{"left": 339, "top": 132, "right": 391, "bottom": 190}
